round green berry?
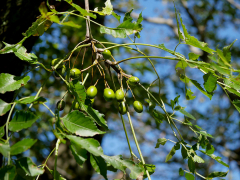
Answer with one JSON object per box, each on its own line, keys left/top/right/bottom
{"left": 102, "top": 49, "right": 112, "bottom": 59}
{"left": 127, "top": 76, "right": 139, "bottom": 86}
{"left": 119, "top": 101, "right": 127, "bottom": 115}
{"left": 115, "top": 89, "right": 125, "bottom": 101}
{"left": 86, "top": 86, "right": 97, "bottom": 99}
{"left": 133, "top": 101, "right": 143, "bottom": 113}
{"left": 70, "top": 68, "right": 81, "bottom": 79}
{"left": 51, "top": 58, "right": 63, "bottom": 69}
{"left": 103, "top": 88, "right": 115, "bottom": 101}
{"left": 56, "top": 100, "right": 65, "bottom": 111}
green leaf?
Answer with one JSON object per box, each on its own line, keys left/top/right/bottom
{"left": 102, "top": 155, "right": 144, "bottom": 179}
{"left": 100, "top": 26, "right": 127, "bottom": 38}
{"left": 112, "top": 11, "right": 121, "bottom": 22}
{"left": 67, "top": 135, "right": 103, "bottom": 156}
{"left": 174, "top": 4, "right": 184, "bottom": 40}
{"left": 186, "top": 89, "right": 196, "bottom": 100}
{"left": 15, "top": 157, "right": 44, "bottom": 177}
{"left": 185, "top": 172, "right": 195, "bottom": 180}
{"left": 69, "top": 80, "right": 86, "bottom": 103}
{"left": 193, "top": 155, "right": 204, "bottom": 163}
{"left": 61, "top": 21, "right": 81, "bottom": 28}
{"left": 222, "top": 39, "right": 236, "bottom": 64}
{"left": 94, "top": 0, "right": 113, "bottom": 15}
{"left": 158, "top": 44, "right": 183, "bottom": 57}
{"left": 48, "top": 170, "right": 66, "bottom": 180}
{"left": 0, "top": 126, "right": 4, "bottom": 138}
{"left": 211, "top": 62, "right": 230, "bottom": 76}
{"left": 188, "top": 52, "right": 200, "bottom": 60}
{"left": 9, "top": 110, "right": 38, "bottom": 132}
{"left": 176, "top": 60, "right": 188, "bottom": 70}
{"left": 179, "top": 15, "right": 215, "bottom": 54}
{"left": 143, "top": 164, "right": 155, "bottom": 178}
{"left": 187, "top": 77, "right": 213, "bottom": 99}
{"left": 70, "top": 143, "right": 88, "bottom": 167}
{"left": 203, "top": 72, "right": 217, "bottom": 93}
{"left": 82, "top": 105, "right": 108, "bottom": 130}
{"left": 14, "top": 46, "right": 38, "bottom": 64}
{"left": 39, "top": 2, "right": 48, "bottom": 16}
{"left": 0, "top": 165, "right": 16, "bottom": 180}
{"left": 0, "top": 73, "right": 30, "bottom": 94}
{"left": 179, "top": 168, "right": 184, "bottom": 176}
{"left": 15, "top": 96, "right": 46, "bottom": 104}
{"left": 10, "top": 138, "right": 37, "bottom": 155}
{"left": 178, "top": 107, "right": 196, "bottom": 120}
{"left": 181, "top": 145, "right": 188, "bottom": 159}
{"left": 0, "top": 99, "right": 11, "bottom": 116}
{"left": 0, "top": 42, "right": 21, "bottom": 54}
{"left": 65, "top": 0, "right": 96, "bottom": 19}
{"left": 62, "top": 111, "right": 105, "bottom": 137}
{"left": 22, "top": 17, "right": 52, "bottom": 37}
{"left": 208, "top": 171, "right": 228, "bottom": 178}
{"left": 224, "top": 78, "right": 240, "bottom": 91}
{"left": 206, "top": 143, "right": 215, "bottom": 154}
{"left": 90, "top": 154, "right": 107, "bottom": 180}
{"left": 233, "top": 100, "right": 240, "bottom": 113}
{"left": 155, "top": 138, "right": 167, "bottom": 148}
{"left": 0, "top": 141, "right": 10, "bottom": 157}
{"left": 216, "top": 49, "right": 231, "bottom": 67}
{"left": 152, "top": 109, "right": 164, "bottom": 123}
{"left": 200, "top": 150, "right": 229, "bottom": 168}
{"left": 165, "top": 145, "right": 177, "bottom": 162}
{"left": 197, "top": 131, "right": 213, "bottom": 138}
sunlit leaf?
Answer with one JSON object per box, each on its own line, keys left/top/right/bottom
{"left": 62, "top": 111, "right": 105, "bottom": 137}
{"left": 207, "top": 171, "right": 228, "bottom": 178}
{"left": 0, "top": 73, "right": 30, "bottom": 94}
{"left": 186, "top": 89, "right": 196, "bottom": 100}
{"left": 0, "top": 141, "right": 10, "bottom": 157}
{"left": 155, "top": 138, "right": 167, "bottom": 148}
{"left": 9, "top": 110, "right": 38, "bottom": 132}
{"left": 188, "top": 52, "right": 200, "bottom": 60}
{"left": 15, "top": 96, "right": 46, "bottom": 104}
{"left": 90, "top": 154, "right": 107, "bottom": 180}
{"left": 0, "top": 42, "right": 21, "bottom": 54}
{"left": 200, "top": 150, "right": 229, "bottom": 168}
{"left": 0, "top": 99, "right": 11, "bottom": 116}
{"left": 185, "top": 172, "right": 194, "bottom": 180}
{"left": 203, "top": 72, "right": 217, "bottom": 93}
{"left": 14, "top": 46, "right": 38, "bottom": 64}
{"left": 193, "top": 155, "right": 204, "bottom": 163}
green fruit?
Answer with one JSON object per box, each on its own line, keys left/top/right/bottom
{"left": 115, "top": 89, "right": 125, "bottom": 101}
{"left": 55, "top": 65, "right": 66, "bottom": 77}
{"left": 133, "top": 101, "right": 143, "bottom": 113}
{"left": 119, "top": 101, "right": 127, "bottom": 115}
{"left": 51, "top": 58, "right": 63, "bottom": 69}
{"left": 102, "top": 49, "right": 112, "bottom": 59}
{"left": 103, "top": 88, "right": 115, "bottom": 101}
{"left": 86, "top": 86, "right": 97, "bottom": 98}
{"left": 70, "top": 68, "right": 81, "bottom": 79}
{"left": 127, "top": 76, "right": 139, "bottom": 86}
{"left": 72, "top": 101, "right": 80, "bottom": 110}
{"left": 56, "top": 100, "right": 65, "bottom": 111}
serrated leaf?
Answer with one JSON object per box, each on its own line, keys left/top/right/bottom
{"left": 23, "top": 17, "right": 52, "bottom": 37}
{"left": 216, "top": 48, "right": 231, "bottom": 67}
{"left": 69, "top": 80, "right": 86, "bottom": 102}
{"left": 90, "top": 154, "right": 107, "bottom": 180}
{"left": 203, "top": 72, "right": 217, "bottom": 93}
{"left": 100, "top": 26, "right": 127, "bottom": 38}
{"left": 165, "top": 145, "right": 177, "bottom": 162}
{"left": 185, "top": 172, "right": 194, "bottom": 180}
{"left": 0, "top": 42, "right": 21, "bottom": 54}
{"left": 9, "top": 110, "right": 38, "bottom": 132}
{"left": 179, "top": 14, "right": 215, "bottom": 54}
{"left": 67, "top": 135, "right": 103, "bottom": 156}
{"left": 193, "top": 155, "right": 204, "bottom": 163}
{"left": 0, "top": 99, "right": 11, "bottom": 116}
{"left": 65, "top": 0, "right": 96, "bottom": 19}
{"left": 174, "top": 5, "right": 184, "bottom": 40}
{"left": 39, "top": 2, "right": 48, "bottom": 16}
{"left": 15, "top": 96, "right": 46, "bottom": 104}
{"left": 208, "top": 171, "right": 228, "bottom": 178}
{"left": 15, "top": 157, "right": 44, "bottom": 177}
{"left": 0, "top": 141, "right": 10, "bottom": 157}
{"left": 0, "top": 165, "right": 16, "bottom": 180}
{"left": 179, "top": 168, "right": 184, "bottom": 176}
{"left": 222, "top": 39, "right": 236, "bottom": 64}
{"left": 211, "top": 62, "right": 230, "bottom": 76}
{"left": 10, "top": 138, "right": 37, "bottom": 155}
{"left": 102, "top": 155, "right": 144, "bottom": 179}
{"left": 62, "top": 111, "right": 105, "bottom": 137}
{"left": 155, "top": 138, "right": 167, "bottom": 148}
{"left": 0, "top": 126, "right": 4, "bottom": 138}
{"left": 176, "top": 60, "right": 188, "bottom": 70}
{"left": 94, "top": 0, "right": 113, "bottom": 16}
{"left": 70, "top": 143, "right": 88, "bottom": 167}
{"left": 187, "top": 77, "right": 213, "bottom": 99}
{"left": 188, "top": 52, "right": 200, "bottom": 60}
{"left": 14, "top": 46, "right": 38, "bottom": 64}
{"left": 143, "top": 164, "right": 155, "bottom": 178}
{"left": 196, "top": 131, "right": 213, "bottom": 138}
{"left": 0, "top": 73, "right": 30, "bottom": 94}
{"left": 200, "top": 150, "right": 229, "bottom": 168}
{"left": 181, "top": 145, "right": 188, "bottom": 159}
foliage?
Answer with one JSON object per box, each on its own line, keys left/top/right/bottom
{"left": 0, "top": 0, "right": 239, "bottom": 179}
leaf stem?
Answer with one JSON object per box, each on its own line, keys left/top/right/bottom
{"left": 54, "top": 139, "right": 61, "bottom": 180}
{"left": 42, "top": 103, "right": 55, "bottom": 116}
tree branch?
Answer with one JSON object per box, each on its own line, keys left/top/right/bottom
{"left": 227, "top": 0, "right": 240, "bottom": 10}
